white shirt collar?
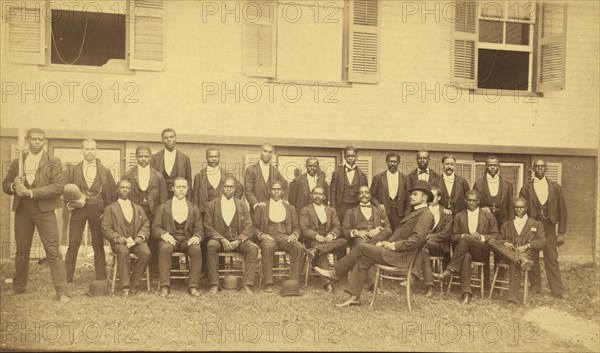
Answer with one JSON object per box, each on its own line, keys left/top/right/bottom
{"left": 443, "top": 172, "right": 455, "bottom": 182}
{"left": 467, "top": 207, "right": 480, "bottom": 215}
{"left": 429, "top": 204, "right": 440, "bottom": 212}
{"left": 414, "top": 203, "right": 428, "bottom": 210}
{"left": 387, "top": 170, "right": 398, "bottom": 176}
{"left": 221, "top": 194, "right": 235, "bottom": 204}
{"left": 27, "top": 151, "right": 42, "bottom": 162}
{"left": 207, "top": 165, "right": 220, "bottom": 173}
{"left": 534, "top": 176, "right": 547, "bottom": 183}
{"left": 118, "top": 198, "right": 131, "bottom": 206}
{"left": 82, "top": 159, "right": 95, "bottom": 166}
{"left": 165, "top": 148, "right": 176, "bottom": 156}
{"left": 138, "top": 164, "right": 150, "bottom": 171}
{"left": 486, "top": 174, "right": 499, "bottom": 182}
{"left": 344, "top": 163, "right": 356, "bottom": 170}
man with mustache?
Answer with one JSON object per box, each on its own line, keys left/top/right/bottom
{"left": 315, "top": 180, "right": 435, "bottom": 307}
{"left": 289, "top": 157, "right": 329, "bottom": 219}
{"left": 370, "top": 152, "right": 408, "bottom": 230}
{"left": 63, "top": 139, "right": 117, "bottom": 283}
{"left": 434, "top": 154, "right": 470, "bottom": 215}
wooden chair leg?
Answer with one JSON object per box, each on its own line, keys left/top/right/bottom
{"left": 480, "top": 266, "right": 485, "bottom": 299}
{"left": 111, "top": 258, "right": 118, "bottom": 296}
{"left": 304, "top": 254, "right": 310, "bottom": 287}
{"left": 369, "top": 268, "right": 382, "bottom": 309}
{"left": 489, "top": 266, "right": 500, "bottom": 299}
{"left": 407, "top": 272, "right": 413, "bottom": 312}
{"left": 447, "top": 273, "right": 454, "bottom": 294}
{"left": 523, "top": 270, "right": 529, "bottom": 306}
{"left": 145, "top": 265, "right": 151, "bottom": 291}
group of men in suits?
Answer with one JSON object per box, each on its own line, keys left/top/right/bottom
{"left": 2, "top": 129, "right": 568, "bottom": 305}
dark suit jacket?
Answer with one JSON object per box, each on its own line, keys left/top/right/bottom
{"left": 204, "top": 196, "right": 253, "bottom": 242}
{"left": 244, "top": 162, "right": 287, "bottom": 209}
{"left": 330, "top": 166, "right": 368, "bottom": 207}
{"left": 122, "top": 166, "right": 168, "bottom": 216}
{"left": 473, "top": 176, "right": 514, "bottom": 224}
{"left": 519, "top": 178, "right": 567, "bottom": 233}
{"left": 299, "top": 204, "right": 341, "bottom": 247}
{"left": 341, "top": 205, "right": 392, "bottom": 240}
{"left": 406, "top": 168, "right": 441, "bottom": 191}
{"left": 152, "top": 199, "right": 204, "bottom": 242}
{"left": 435, "top": 174, "right": 471, "bottom": 214}
{"left": 2, "top": 152, "right": 64, "bottom": 212}
{"left": 252, "top": 202, "right": 300, "bottom": 240}
{"left": 381, "top": 206, "right": 435, "bottom": 268}
{"left": 150, "top": 149, "right": 193, "bottom": 199}
{"left": 427, "top": 205, "right": 453, "bottom": 252}
{"left": 192, "top": 167, "right": 244, "bottom": 213}
{"left": 63, "top": 159, "right": 117, "bottom": 207}
{"left": 288, "top": 173, "right": 329, "bottom": 213}
{"left": 499, "top": 217, "right": 546, "bottom": 251}
{"left": 452, "top": 208, "right": 499, "bottom": 241}
{"left": 370, "top": 170, "right": 408, "bottom": 218}
{"left": 101, "top": 200, "right": 149, "bottom": 243}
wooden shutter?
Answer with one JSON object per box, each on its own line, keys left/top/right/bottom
{"left": 456, "top": 160, "right": 476, "bottom": 188}
{"left": 535, "top": 2, "right": 567, "bottom": 92}
{"left": 128, "top": 0, "right": 164, "bottom": 71}
{"left": 243, "top": 1, "right": 277, "bottom": 78}
{"left": 545, "top": 162, "right": 562, "bottom": 184}
{"left": 348, "top": 0, "right": 380, "bottom": 84}
{"left": 126, "top": 150, "right": 137, "bottom": 171}
{"left": 355, "top": 156, "right": 373, "bottom": 186}
{"left": 4, "top": 0, "right": 45, "bottom": 65}
{"left": 451, "top": 0, "right": 478, "bottom": 87}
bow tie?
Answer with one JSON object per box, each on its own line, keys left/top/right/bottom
{"left": 346, "top": 166, "right": 355, "bottom": 171}
{"left": 418, "top": 169, "right": 428, "bottom": 174}
{"left": 359, "top": 203, "right": 372, "bottom": 208}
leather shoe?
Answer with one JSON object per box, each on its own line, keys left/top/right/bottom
{"left": 241, "top": 285, "right": 254, "bottom": 294}
{"left": 263, "top": 284, "right": 274, "bottom": 293}
{"left": 324, "top": 284, "right": 333, "bottom": 293}
{"left": 433, "top": 270, "right": 453, "bottom": 283}
{"left": 520, "top": 259, "right": 534, "bottom": 271}
{"left": 336, "top": 296, "right": 361, "bottom": 307}
{"left": 306, "top": 248, "right": 317, "bottom": 260}
{"left": 425, "top": 285, "right": 434, "bottom": 298}
{"left": 121, "top": 288, "right": 130, "bottom": 298}
{"left": 315, "top": 267, "right": 339, "bottom": 283}
{"left": 208, "top": 285, "right": 219, "bottom": 295}
{"left": 159, "top": 286, "right": 170, "bottom": 298}
{"left": 58, "top": 294, "right": 71, "bottom": 303}
{"left": 188, "top": 287, "right": 201, "bottom": 297}
{"left": 400, "top": 274, "right": 419, "bottom": 287}
{"left": 461, "top": 292, "right": 472, "bottom": 305}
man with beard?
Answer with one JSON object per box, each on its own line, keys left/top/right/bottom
{"left": 473, "top": 156, "right": 514, "bottom": 227}
{"left": 406, "top": 150, "right": 441, "bottom": 191}
{"left": 315, "top": 180, "right": 434, "bottom": 307}
{"left": 150, "top": 128, "right": 192, "bottom": 200}
{"left": 289, "top": 157, "right": 329, "bottom": 219}
{"left": 342, "top": 186, "right": 392, "bottom": 250}
{"left": 300, "top": 186, "right": 346, "bottom": 292}
{"left": 435, "top": 154, "right": 470, "bottom": 215}
{"left": 370, "top": 152, "right": 408, "bottom": 230}
{"left": 245, "top": 144, "right": 287, "bottom": 213}
{"left": 63, "top": 139, "right": 117, "bottom": 283}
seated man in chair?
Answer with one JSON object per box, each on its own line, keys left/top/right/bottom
{"left": 488, "top": 197, "right": 545, "bottom": 304}
{"left": 434, "top": 190, "right": 499, "bottom": 304}
{"left": 205, "top": 176, "right": 259, "bottom": 294}
{"left": 153, "top": 177, "right": 204, "bottom": 297}
{"left": 101, "top": 180, "right": 151, "bottom": 297}
{"left": 300, "top": 186, "right": 347, "bottom": 292}
{"left": 253, "top": 180, "right": 305, "bottom": 293}
{"left": 316, "top": 180, "right": 434, "bottom": 307}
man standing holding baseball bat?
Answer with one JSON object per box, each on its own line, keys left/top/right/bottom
{"left": 2, "top": 128, "right": 70, "bottom": 302}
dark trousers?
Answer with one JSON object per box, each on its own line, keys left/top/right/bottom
{"left": 347, "top": 236, "right": 376, "bottom": 287}
{"left": 13, "top": 198, "right": 68, "bottom": 298}
{"left": 111, "top": 242, "right": 150, "bottom": 290}
{"left": 158, "top": 239, "right": 202, "bottom": 288}
{"left": 260, "top": 235, "right": 305, "bottom": 285}
{"left": 488, "top": 239, "right": 537, "bottom": 302}
{"left": 420, "top": 241, "right": 449, "bottom": 286}
{"left": 335, "top": 201, "right": 358, "bottom": 226}
{"left": 143, "top": 207, "right": 159, "bottom": 277}
{"left": 309, "top": 238, "right": 347, "bottom": 286}
{"left": 333, "top": 243, "right": 393, "bottom": 297}
{"left": 206, "top": 239, "right": 259, "bottom": 287}
{"left": 65, "top": 203, "right": 106, "bottom": 282}
{"left": 446, "top": 235, "right": 489, "bottom": 295}
{"left": 387, "top": 207, "right": 402, "bottom": 231}
{"left": 529, "top": 219, "right": 564, "bottom": 296}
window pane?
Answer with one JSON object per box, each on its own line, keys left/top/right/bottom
{"left": 506, "top": 23, "right": 530, "bottom": 45}
{"left": 479, "top": 20, "right": 503, "bottom": 43}
{"left": 478, "top": 49, "right": 530, "bottom": 90}
{"left": 480, "top": 0, "right": 504, "bottom": 18}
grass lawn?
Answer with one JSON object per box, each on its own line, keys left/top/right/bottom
{"left": 0, "top": 260, "right": 598, "bottom": 352}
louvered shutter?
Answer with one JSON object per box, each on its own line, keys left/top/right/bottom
{"left": 128, "top": 0, "right": 164, "bottom": 71}
{"left": 451, "top": 0, "right": 478, "bottom": 87}
{"left": 348, "top": 0, "right": 379, "bottom": 84}
{"left": 456, "top": 161, "right": 476, "bottom": 188}
{"left": 545, "top": 162, "right": 562, "bottom": 184}
{"left": 355, "top": 156, "right": 373, "bottom": 186}
{"left": 126, "top": 150, "right": 137, "bottom": 171}
{"left": 535, "top": 2, "right": 567, "bottom": 92}
{"left": 4, "top": 0, "right": 46, "bottom": 65}
{"left": 243, "top": 1, "right": 277, "bottom": 77}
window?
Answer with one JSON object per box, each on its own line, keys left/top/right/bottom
{"left": 4, "top": 0, "right": 164, "bottom": 72}
{"left": 243, "top": 0, "right": 380, "bottom": 84}
{"left": 452, "top": 1, "right": 567, "bottom": 92}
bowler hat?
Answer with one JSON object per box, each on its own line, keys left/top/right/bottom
{"left": 222, "top": 275, "right": 239, "bottom": 290}
{"left": 280, "top": 280, "right": 301, "bottom": 297}
{"left": 407, "top": 180, "right": 434, "bottom": 202}
{"left": 62, "top": 183, "right": 86, "bottom": 208}
{"left": 86, "top": 280, "right": 108, "bottom": 297}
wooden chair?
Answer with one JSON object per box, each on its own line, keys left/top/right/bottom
{"left": 446, "top": 261, "right": 486, "bottom": 298}
{"left": 429, "top": 255, "right": 445, "bottom": 293}
{"left": 218, "top": 252, "right": 244, "bottom": 279}
{"left": 257, "top": 250, "right": 290, "bottom": 287}
{"left": 156, "top": 252, "right": 189, "bottom": 290}
{"left": 106, "top": 252, "right": 150, "bottom": 295}
{"left": 304, "top": 253, "right": 337, "bottom": 286}
{"left": 369, "top": 241, "right": 426, "bottom": 311}
{"left": 489, "top": 263, "right": 530, "bottom": 305}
